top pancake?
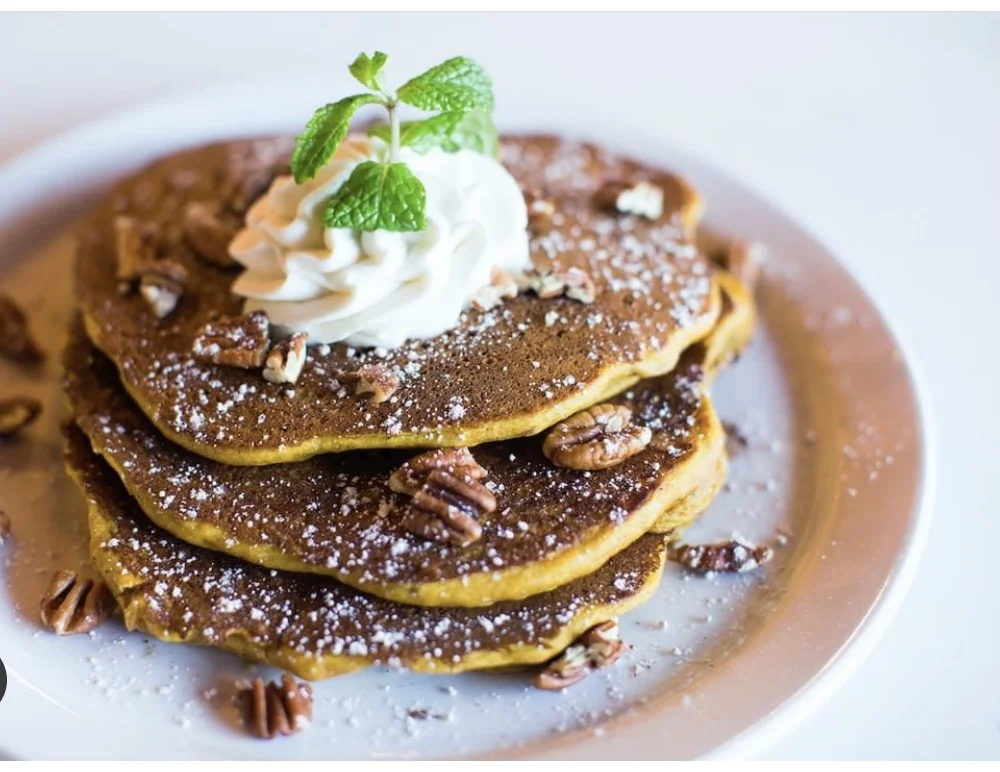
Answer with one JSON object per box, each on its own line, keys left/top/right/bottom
{"left": 76, "top": 135, "right": 720, "bottom": 465}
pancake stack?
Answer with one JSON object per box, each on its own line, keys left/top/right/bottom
{"left": 61, "top": 135, "right": 756, "bottom": 684}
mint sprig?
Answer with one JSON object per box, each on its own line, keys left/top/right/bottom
{"left": 289, "top": 52, "right": 497, "bottom": 233}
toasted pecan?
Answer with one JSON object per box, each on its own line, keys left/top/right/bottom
{"left": 39, "top": 570, "right": 114, "bottom": 635}
{"left": 192, "top": 311, "right": 269, "bottom": 368}
{"left": 263, "top": 332, "right": 308, "bottom": 385}
{"left": 543, "top": 403, "right": 651, "bottom": 470}
{"left": 595, "top": 179, "right": 664, "bottom": 220}
{"left": 389, "top": 448, "right": 487, "bottom": 497}
{"left": 669, "top": 539, "right": 773, "bottom": 574}
{"left": 242, "top": 673, "right": 313, "bottom": 739}
{"left": 341, "top": 364, "right": 399, "bottom": 404}
{"left": 534, "top": 620, "right": 626, "bottom": 690}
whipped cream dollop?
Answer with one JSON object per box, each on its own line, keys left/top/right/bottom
{"left": 229, "top": 137, "right": 530, "bottom": 349}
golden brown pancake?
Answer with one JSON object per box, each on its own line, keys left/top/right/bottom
{"left": 65, "top": 426, "right": 668, "bottom": 681}
{"left": 76, "top": 135, "right": 720, "bottom": 465}
{"left": 64, "top": 324, "right": 720, "bottom": 608}
{"left": 63, "top": 273, "right": 752, "bottom": 608}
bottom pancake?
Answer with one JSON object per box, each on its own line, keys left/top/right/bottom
{"left": 65, "top": 426, "right": 670, "bottom": 681}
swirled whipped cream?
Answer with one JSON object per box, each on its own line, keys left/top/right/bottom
{"left": 229, "top": 136, "right": 530, "bottom": 349}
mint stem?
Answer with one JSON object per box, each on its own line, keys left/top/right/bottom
{"left": 388, "top": 100, "right": 400, "bottom": 163}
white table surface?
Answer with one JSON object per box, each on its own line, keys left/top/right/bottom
{"left": 0, "top": 12, "right": 997, "bottom": 760}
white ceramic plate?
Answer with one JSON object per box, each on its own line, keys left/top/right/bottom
{"left": 0, "top": 82, "right": 933, "bottom": 760}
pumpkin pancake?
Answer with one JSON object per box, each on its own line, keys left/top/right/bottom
{"left": 64, "top": 426, "right": 668, "bottom": 681}
{"left": 75, "top": 135, "right": 720, "bottom": 465}
{"left": 64, "top": 273, "right": 751, "bottom": 608}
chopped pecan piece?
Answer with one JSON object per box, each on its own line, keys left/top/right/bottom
{"left": 526, "top": 269, "right": 566, "bottom": 299}
{"left": 534, "top": 620, "right": 626, "bottom": 690}
{"left": 389, "top": 447, "right": 487, "bottom": 497}
{"left": 400, "top": 468, "right": 495, "bottom": 547}
{"left": 525, "top": 189, "right": 556, "bottom": 230}
{"left": 115, "top": 217, "right": 188, "bottom": 318}
{"left": 183, "top": 202, "right": 239, "bottom": 269}
{"left": 0, "top": 396, "right": 42, "bottom": 438}
{"left": 521, "top": 267, "right": 598, "bottom": 304}
{"left": 595, "top": 179, "right": 664, "bottom": 220}
{"left": 0, "top": 294, "right": 45, "bottom": 364}
{"left": 561, "top": 267, "right": 597, "bottom": 303}
{"left": 192, "top": 311, "right": 269, "bottom": 368}
{"left": 263, "top": 332, "right": 308, "bottom": 385}
{"left": 669, "top": 538, "right": 773, "bottom": 574}
{"left": 114, "top": 216, "right": 160, "bottom": 281}
{"left": 341, "top": 364, "right": 399, "bottom": 404}
{"left": 39, "top": 570, "right": 114, "bottom": 635}
{"left": 471, "top": 267, "right": 520, "bottom": 311}
{"left": 242, "top": 673, "right": 313, "bottom": 739}
{"left": 543, "top": 403, "right": 652, "bottom": 470}
{"left": 715, "top": 239, "right": 765, "bottom": 291}
{"left": 0, "top": 508, "right": 10, "bottom": 545}
{"left": 138, "top": 270, "right": 185, "bottom": 320}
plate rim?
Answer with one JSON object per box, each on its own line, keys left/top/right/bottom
{"left": 0, "top": 78, "right": 935, "bottom": 760}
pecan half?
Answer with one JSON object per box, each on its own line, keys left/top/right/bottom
{"left": 39, "top": 570, "right": 115, "bottom": 635}
{"left": 183, "top": 202, "right": 239, "bottom": 269}
{"left": 715, "top": 239, "right": 765, "bottom": 291}
{"left": 114, "top": 216, "right": 160, "bottom": 281}
{"left": 242, "top": 673, "right": 313, "bottom": 739}
{"left": 595, "top": 179, "right": 664, "bottom": 220}
{"left": 0, "top": 396, "right": 42, "bottom": 438}
{"left": 400, "top": 468, "right": 495, "bottom": 547}
{"left": 471, "top": 267, "right": 520, "bottom": 311}
{"left": 0, "top": 294, "right": 45, "bottom": 364}
{"left": 534, "top": 620, "right": 626, "bottom": 690}
{"left": 263, "top": 332, "right": 308, "bottom": 385}
{"left": 0, "top": 508, "right": 10, "bottom": 545}
{"left": 543, "top": 403, "right": 652, "bottom": 470}
{"left": 389, "top": 447, "right": 487, "bottom": 497}
{"left": 341, "top": 364, "right": 399, "bottom": 404}
{"left": 669, "top": 539, "right": 773, "bottom": 574}
{"left": 192, "top": 311, "right": 269, "bottom": 368}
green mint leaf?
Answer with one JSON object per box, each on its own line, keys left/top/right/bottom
{"left": 291, "top": 93, "right": 381, "bottom": 183}
{"left": 443, "top": 111, "right": 499, "bottom": 157}
{"left": 368, "top": 111, "right": 498, "bottom": 156}
{"left": 397, "top": 56, "right": 494, "bottom": 112}
{"left": 348, "top": 51, "right": 388, "bottom": 91}
{"left": 368, "top": 111, "right": 464, "bottom": 153}
{"left": 324, "top": 161, "right": 426, "bottom": 232}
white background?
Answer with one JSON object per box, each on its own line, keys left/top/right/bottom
{"left": 0, "top": 12, "right": 997, "bottom": 760}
